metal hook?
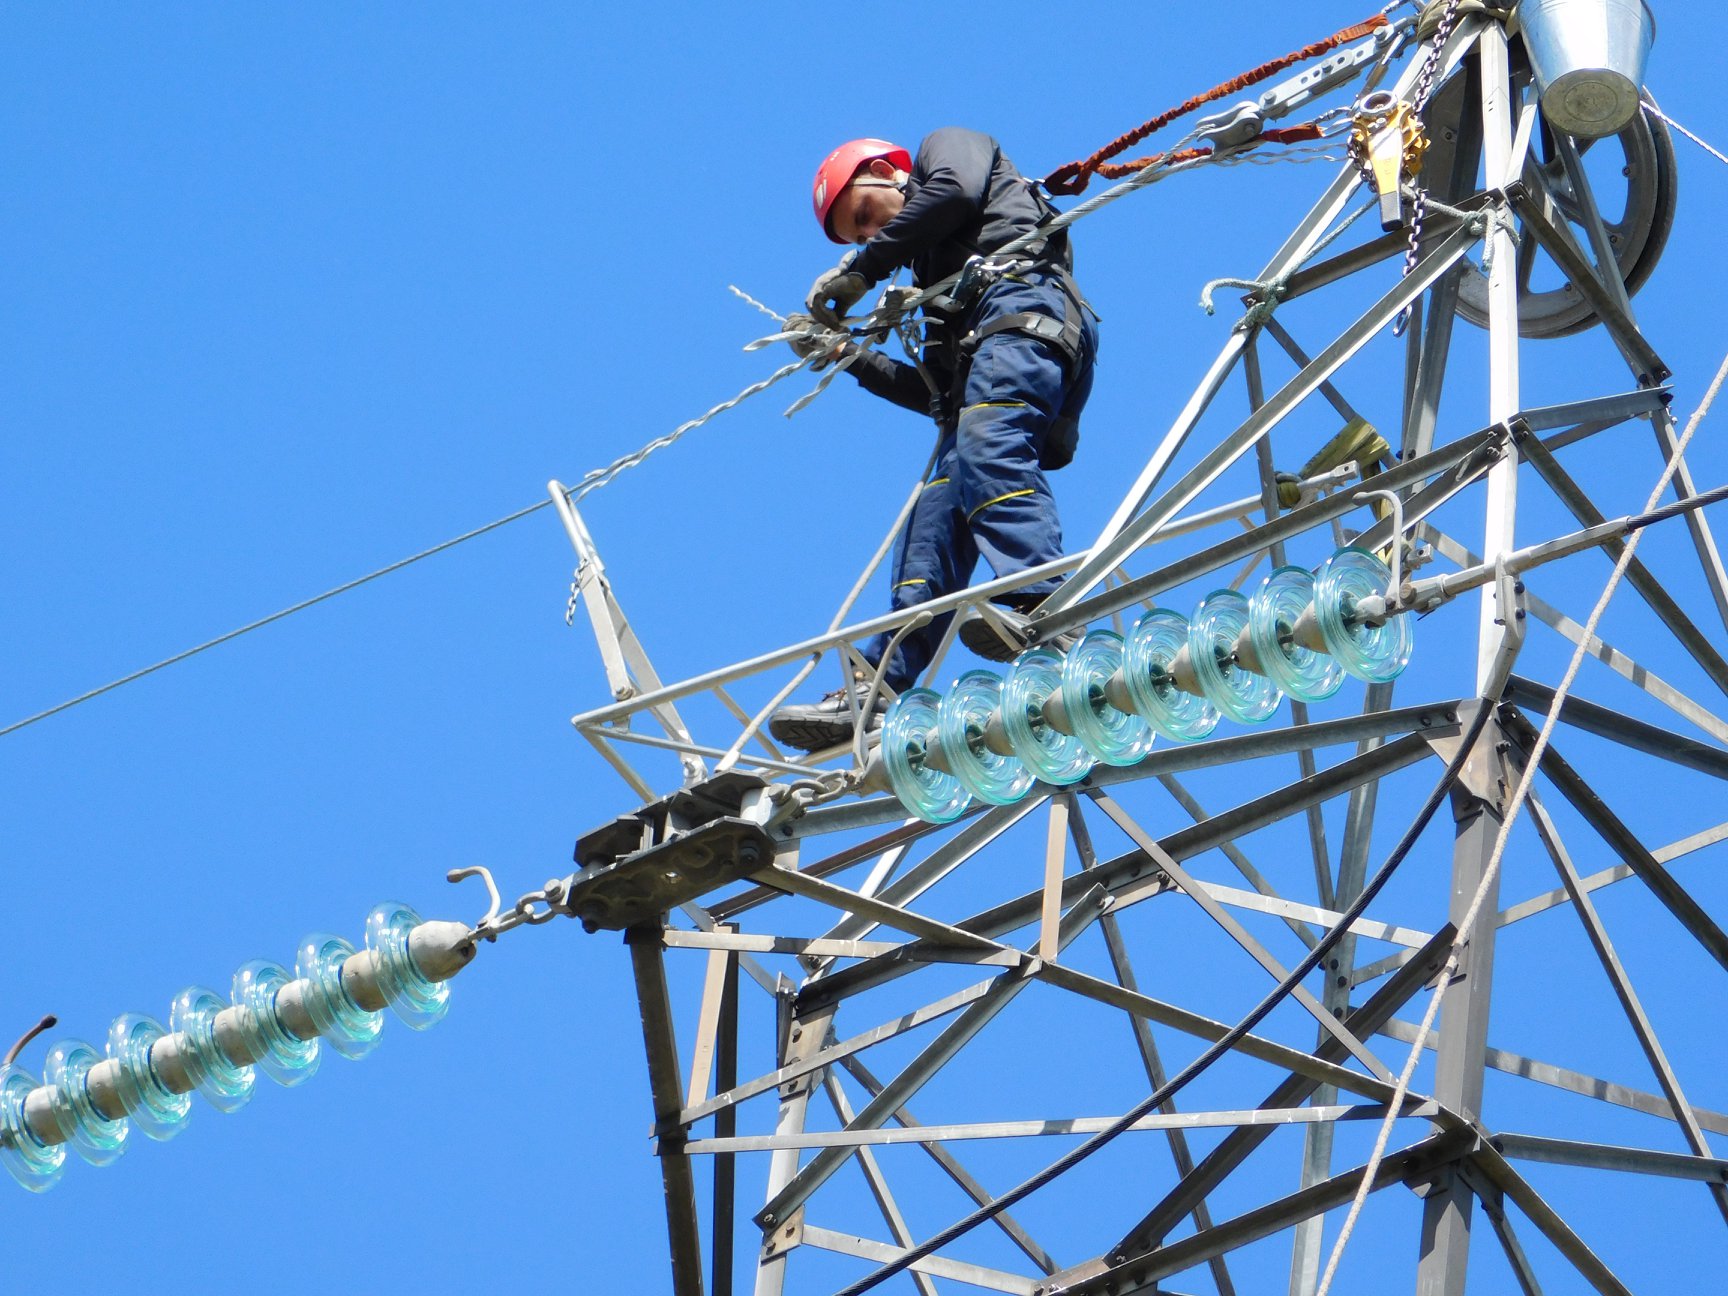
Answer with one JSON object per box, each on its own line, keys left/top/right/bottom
{"left": 446, "top": 866, "right": 503, "bottom": 939}
{"left": 4, "top": 1014, "right": 57, "bottom": 1067}
{"left": 1353, "top": 488, "right": 1408, "bottom": 596}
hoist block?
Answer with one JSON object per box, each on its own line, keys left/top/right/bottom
{"left": 1347, "top": 93, "right": 1429, "bottom": 230}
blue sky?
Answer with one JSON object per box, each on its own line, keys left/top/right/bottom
{"left": 5, "top": 4, "right": 1728, "bottom": 1292}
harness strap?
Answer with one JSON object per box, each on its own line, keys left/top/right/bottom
{"left": 931, "top": 267, "right": 1090, "bottom": 439}
{"left": 958, "top": 310, "right": 1084, "bottom": 372}
{"left": 942, "top": 289, "right": 1089, "bottom": 472}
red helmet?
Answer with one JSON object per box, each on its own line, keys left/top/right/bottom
{"left": 812, "top": 138, "right": 911, "bottom": 243}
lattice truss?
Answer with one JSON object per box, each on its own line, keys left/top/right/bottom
{"left": 555, "top": 14, "right": 1726, "bottom": 1296}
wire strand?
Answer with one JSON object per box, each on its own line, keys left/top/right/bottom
{"left": 3, "top": 357, "right": 815, "bottom": 740}
{"left": 0, "top": 498, "right": 553, "bottom": 739}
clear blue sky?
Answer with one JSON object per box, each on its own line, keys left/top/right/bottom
{"left": 5, "top": 4, "right": 1728, "bottom": 1292}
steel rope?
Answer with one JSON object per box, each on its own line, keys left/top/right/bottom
{"left": 1, "top": 358, "right": 813, "bottom": 739}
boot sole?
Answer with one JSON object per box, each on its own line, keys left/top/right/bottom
{"left": 957, "top": 615, "right": 1027, "bottom": 663}
{"left": 958, "top": 614, "right": 1081, "bottom": 664}
{"left": 769, "top": 715, "right": 867, "bottom": 752}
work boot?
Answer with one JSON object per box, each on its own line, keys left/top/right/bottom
{"left": 769, "top": 682, "right": 888, "bottom": 753}
{"left": 958, "top": 603, "right": 1081, "bottom": 663}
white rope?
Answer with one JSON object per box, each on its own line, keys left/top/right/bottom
{"left": 1314, "top": 343, "right": 1728, "bottom": 1294}
{"left": 1646, "top": 103, "right": 1728, "bottom": 171}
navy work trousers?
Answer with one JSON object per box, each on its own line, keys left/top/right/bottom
{"left": 862, "top": 273, "right": 1098, "bottom": 693}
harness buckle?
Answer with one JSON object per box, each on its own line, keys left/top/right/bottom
{"left": 949, "top": 254, "right": 1034, "bottom": 315}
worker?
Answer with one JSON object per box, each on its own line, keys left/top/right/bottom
{"left": 768, "top": 130, "right": 1100, "bottom": 753}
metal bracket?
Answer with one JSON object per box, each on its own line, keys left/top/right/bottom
{"left": 568, "top": 772, "right": 781, "bottom": 931}
{"left": 1354, "top": 486, "right": 1408, "bottom": 597}
{"left": 1195, "top": 100, "right": 1267, "bottom": 155}
{"left": 1267, "top": 24, "right": 1403, "bottom": 119}
{"left": 1193, "top": 25, "right": 1401, "bottom": 157}
{"left": 1481, "top": 555, "right": 1528, "bottom": 702}
{"left": 760, "top": 1210, "right": 805, "bottom": 1259}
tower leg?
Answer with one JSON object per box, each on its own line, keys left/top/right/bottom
{"left": 1416, "top": 726, "right": 1506, "bottom": 1296}
{"left": 752, "top": 996, "right": 831, "bottom": 1296}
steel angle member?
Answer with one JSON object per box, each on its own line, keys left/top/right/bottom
{"left": 1515, "top": 386, "right": 1670, "bottom": 435}
{"left": 1055, "top": 1129, "right": 1480, "bottom": 1295}
{"left": 1053, "top": 215, "right": 1484, "bottom": 612}
{"left": 755, "top": 887, "right": 1109, "bottom": 1230}
{"left": 1045, "top": 425, "right": 1507, "bottom": 636}
{"left": 1375, "top": 1012, "right": 1728, "bottom": 1138}
{"left": 799, "top": 1226, "right": 1040, "bottom": 1295}
{"left": 1492, "top": 1133, "right": 1728, "bottom": 1184}
{"left": 1503, "top": 677, "right": 1728, "bottom": 781}
{"left": 712, "top": 817, "right": 942, "bottom": 920}
{"left": 1508, "top": 437, "right": 1728, "bottom": 698}
{"left": 1498, "top": 706, "right": 1728, "bottom": 975}
{"left": 1465, "top": 1142, "right": 1638, "bottom": 1296}
{"left": 1504, "top": 180, "right": 1669, "bottom": 382}
{"left": 800, "top": 730, "right": 1448, "bottom": 1014}
{"left": 1114, "top": 924, "right": 1459, "bottom": 1258}
{"left": 1274, "top": 187, "right": 1493, "bottom": 304}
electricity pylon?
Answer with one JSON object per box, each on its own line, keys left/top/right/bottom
{"left": 556, "top": 11, "right": 1723, "bottom": 1294}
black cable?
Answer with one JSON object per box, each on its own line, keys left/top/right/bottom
{"left": 1624, "top": 479, "right": 1728, "bottom": 532}
{"left": 832, "top": 697, "right": 1495, "bottom": 1296}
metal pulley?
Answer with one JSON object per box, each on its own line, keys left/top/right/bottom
{"left": 1346, "top": 90, "right": 1430, "bottom": 230}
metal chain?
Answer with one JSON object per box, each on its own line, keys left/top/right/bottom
{"left": 1408, "top": 0, "right": 1461, "bottom": 114}
{"left": 448, "top": 865, "right": 571, "bottom": 943}
{"left": 1392, "top": 0, "right": 1465, "bottom": 336}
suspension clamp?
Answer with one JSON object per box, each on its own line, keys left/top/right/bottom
{"left": 567, "top": 772, "right": 782, "bottom": 931}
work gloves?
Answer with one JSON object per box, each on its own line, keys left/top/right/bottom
{"left": 781, "top": 313, "right": 850, "bottom": 370}
{"left": 807, "top": 255, "right": 871, "bottom": 329}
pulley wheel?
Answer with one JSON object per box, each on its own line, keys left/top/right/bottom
{"left": 1452, "top": 92, "right": 1676, "bottom": 338}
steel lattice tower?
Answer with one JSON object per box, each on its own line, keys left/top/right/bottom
{"left": 554, "top": 12, "right": 1724, "bottom": 1295}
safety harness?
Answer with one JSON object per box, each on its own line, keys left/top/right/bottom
{"left": 937, "top": 247, "right": 1095, "bottom": 471}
